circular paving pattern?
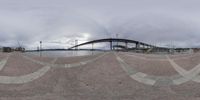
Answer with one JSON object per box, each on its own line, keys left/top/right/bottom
{"left": 0, "top": 52, "right": 107, "bottom": 84}
{"left": 115, "top": 52, "right": 200, "bottom": 86}
{"left": 0, "top": 52, "right": 200, "bottom": 87}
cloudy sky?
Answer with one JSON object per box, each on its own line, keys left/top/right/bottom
{"left": 0, "top": 0, "right": 200, "bottom": 49}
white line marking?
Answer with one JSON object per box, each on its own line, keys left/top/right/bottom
{"left": 0, "top": 53, "right": 108, "bottom": 84}
{"left": 0, "top": 54, "right": 11, "bottom": 71}
{"left": 130, "top": 72, "right": 156, "bottom": 85}
{"left": 166, "top": 55, "right": 200, "bottom": 84}
{"left": 23, "top": 53, "right": 108, "bottom": 68}
{"left": 124, "top": 52, "right": 200, "bottom": 61}
{"left": 0, "top": 66, "right": 50, "bottom": 84}
{"left": 0, "top": 59, "right": 7, "bottom": 71}
{"left": 115, "top": 53, "right": 156, "bottom": 85}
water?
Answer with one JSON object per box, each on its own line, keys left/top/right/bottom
{"left": 25, "top": 50, "right": 102, "bottom": 57}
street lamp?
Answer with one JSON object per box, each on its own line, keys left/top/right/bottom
{"left": 75, "top": 40, "right": 78, "bottom": 50}
{"left": 40, "top": 41, "right": 42, "bottom": 51}
{"left": 39, "top": 41, "right": 42, "bottom": 57}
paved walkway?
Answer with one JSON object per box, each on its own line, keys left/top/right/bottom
{"left": 0, "top": 52, "right": 200, "bottom": 100}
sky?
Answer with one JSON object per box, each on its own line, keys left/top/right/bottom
{"left": 0, "top": 0, "right": 200, "bottom": 49}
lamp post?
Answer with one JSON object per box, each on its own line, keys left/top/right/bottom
{"left": 40, "top": 41, "right": 42, "bottom": 51}
{"left": 75, "top": 40, "right": 78, "bottom": 50}
{"left": 39, "top": 41, "right": 42, "bottom": 57}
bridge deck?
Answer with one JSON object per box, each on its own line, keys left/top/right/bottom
{"left": 69, "top": 38, "right": 156, "bottom": 50}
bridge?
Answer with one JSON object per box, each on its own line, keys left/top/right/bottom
{"left": 69, "top": 38, "right": 156, "bottom": 50}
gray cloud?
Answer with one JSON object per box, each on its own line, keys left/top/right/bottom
{"left": 109, "top": 14, "right": 200, "bottom": 47}
{"left": 0, "top": 0, "right": 200, "bottom": 49}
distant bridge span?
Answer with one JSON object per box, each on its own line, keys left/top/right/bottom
{"left": 69, "top": 38, "right": 156, "bottom": 50}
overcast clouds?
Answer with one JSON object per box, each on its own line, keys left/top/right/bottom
{"left": 0, "top": 0, "right": 200, "bottom": 49}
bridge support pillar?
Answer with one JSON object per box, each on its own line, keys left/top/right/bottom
{"left": 75, "top": 40, "right": 78, "bottom": 50}
{"left": 136, "top": 42, "right": 140, "bottom": 49}
{"left": 110, "top": 41, "right": 113, "bottom": 50}
{"left": 92, "top": 43, "right": 94, "bottom": 51}
{"left": 143, "top": 45, "right": 146, "bottom": 48}
{"left": 125, "top": 42, "right": 128, "bottom": 50}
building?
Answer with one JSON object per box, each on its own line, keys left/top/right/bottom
{"left": 15, "top": 47, "right": 25, "bottom": 52}
{"left": 2, "top": 47, "right": 13, "bottom": 52}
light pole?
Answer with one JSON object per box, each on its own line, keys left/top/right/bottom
{"left": 75, "top": 40, "right": 78, "bottom": 50}
{"left": 40, "top": 41, "right": 42, "bottom": 51}
{"left": 92, "top": 43, "right": 94, "bottom": 55}
{"left": 39, "top": 41, "right": 42, "bottom": 57}
{"left": 92, "top": 43, "right": 94, "bottom": 51}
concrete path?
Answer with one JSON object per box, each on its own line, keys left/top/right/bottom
{"left": 115, "top": 52, "right": 200, "bottom": 86}
{"left": 1, "top": 52, "right": 200, "bottom": 99}
{"left": 22, "top": 53, "right": 107, "bottom": 68}
{"left": 167, "top": 55, "right": 200, "bottom": 84}
{"left": 123, "top": 52, "right": 167, "bottom": 61}
{"left": 6, "top": 52, "right": 197, "bottom": 86}
{"left": 0, "top": 52, "right": 107, "bottom": 84}
{"left": 0, "top": 66, "right": 50, "bottom": 84}
{"left": 0, "top": 54, "right": 10, "bottom": 71}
